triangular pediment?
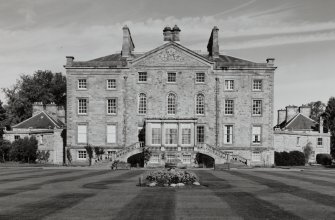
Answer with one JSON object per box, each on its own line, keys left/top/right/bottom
{"left": 131, "top": 42, "right": 213, "bottom": 67}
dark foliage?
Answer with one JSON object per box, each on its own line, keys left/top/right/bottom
{"left": 9, "top": 136, "right": 38, "bottom": 163}
{"left": 323, "top": 97, "right": 335, "bottom": 158}
{"left": 0, "top": 139, "right": 11, "bottom": 162}
{"left": 275, "top": 151, "right": 305, "bottom": 166}
{"left": 194, "top": 152, "right": 214, "bottom": 168}
{"left": 84, "top": 145, "right": 94, "bottom": 166}
{"left": 2, "top": 70, "right": 66, "bottom": 126}
{"left": 316, "top": 154, "right": 332, "bottom": 165}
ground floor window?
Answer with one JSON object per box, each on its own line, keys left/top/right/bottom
{"left": 182, "top": 128, "right": 191, "bottom": 145}
{"left": 78, "top": 150, "right": 87, "bottom": 159}
{"left": 182, "top": 155, "right": 192, "bottom": 164}
{"left": 152, "top": 128, "right": 161, "bottom": 145}
{"left": 14, "top": 135, "right": 20, "bottom": 140}
{"left": 166, "top": 154, "right": 175, "bottom": 162}
{"left": 224, "top": 125, "right": 233, "bottom": 144}
{"left": 151, "top": 155, "right": 160, "bottom": 163}
{"left": 165, "top": 128, "right": 177, "bottom": 145}
{"left": 252, "top": 152, "right": 261, "bottom": 161}
{"left": 317, "top": 138, "right": 323, "bottom": 146}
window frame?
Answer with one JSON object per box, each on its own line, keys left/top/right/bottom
{"left": 224, "top": 80, "right": 234, "bottom": 91}
{"left": 252, "top": 99, "right": 263, "bottom": 116}
{"left": 138, "top": 93, "right": 147, "bottom": 115}
{"left": 224, "top": 99, "right": 234, "bottom": 115}
{"left": 223, "top": 125, "right": 233, "bottom": 144}
{"left": 195, "top": 72, "right": 205, "bottom": 83}
{"left": 167, "top": 93, "right": 177, "bottom": 115}
{"left": 165, "top": 128, "right": 178, "bottom": 145}
{"left": 252, "top": 125, "right": 262, "bottom": 145}
{"left": 106, "top": 98, "right": 117, "bottom": 115}
{"left": 252, "top": 79, "right": 263, "bottom": 91}
{"left": 196, "top": 93, "right": 205, "bottom": 115}
{"left": 152, "top": 127, "right": 161, "bottom": 145}
{"left": 77, "top": 79, "right": 87, "bottom": 90}
{"left": 196, "top": 125, "right": 205, "bottom": 144}
{"left": 106, "top": 79, "right": 117, "bottom": 90}
{"left": 106, "top": 124, "right": 117, "bottom": 144}
{"left": 77, "top": 124, "right": 88, "bottom": 144}
{"left": 138, "top": 72, "right": 147, "bottom": 83}
{"left": 77, "top": 98, "right": 88, "bottom": 115}
{"left": 181, "top": 128, "right": 191, "bottom": 145}
{"left": 78, "top": 150, "right": 87, "bottom": 159}
{"left": 252, "top": 151, "right": 261, "bottom": 161}
{"left": 317, "top": 137, "right": 323, "bottom": 146}
{"left": 167, "top": 72, "right": 177, "bottom": 83}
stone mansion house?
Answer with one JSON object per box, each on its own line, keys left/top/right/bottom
{"left": 65, "top": 25, "right": 276, "bottom": 167}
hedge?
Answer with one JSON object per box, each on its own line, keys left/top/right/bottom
{"left": 316, "top": 154, "right": 332, "bottom": 165}
{"left": 275, "top": 151, "right": 305, "bottom": 166}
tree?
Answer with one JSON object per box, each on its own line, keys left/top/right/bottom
{"left": 0, "top": 139, "right": 11, "bottom": 162}
{"left": 303, "top": 142, "right": 313, "bottom": 163}
{"left": 323, "top": 97, "right": 335, "bottom": 158}
{"left": 305, "top": 101, "right": 326, "bottom": 122}
{"left": 142, "top": 147, "right": 151, "bottom": 167}
{"left": 85, "top": 145, "right": 94, "bottom": 166}
{"left": 94, "top": 147, "right": 105, "bottom": 161}
{"left": 66, "top": 148, "right": 72, "bottom": 165}
{"left": 2, "top": 70, "right": 66, "bottom": 126}
{"left": 0, "top": 100, "right": 7, "bottom": 139}
{"left": 9, "top": 136, "right": 38, "bottom": 163}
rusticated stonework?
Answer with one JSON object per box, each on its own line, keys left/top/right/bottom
{"left": 133, "top": 46, "right": 208, "bottom": 67}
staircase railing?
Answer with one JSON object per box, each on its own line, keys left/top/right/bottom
{"left": 115, "top": 142, "right": 143, "bottom": 159}
{"left": 231, "top": 154, "right": 249, "bottom": 165}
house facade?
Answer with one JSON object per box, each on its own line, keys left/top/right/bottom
{"left": 274, "top": 105, "right": 331, "bottom": 162}
{"left": 65, "top": 25, "right": 276, "bottom": 166}
{"left": 3, "top": 102, "right": 65, "bottom": 164}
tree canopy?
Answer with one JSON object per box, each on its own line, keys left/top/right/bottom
{"left": 305, "top": 101, "right": 326, "bottom": 122}
{"left": 323, "top": 97, "right": 335, "bottom": 158}
{"left": 2, "top": 70, "right": 66, "bottom": 126}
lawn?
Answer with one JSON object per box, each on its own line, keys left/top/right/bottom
{"left": 0, "top": 167, "right": 334, "bottom": 219}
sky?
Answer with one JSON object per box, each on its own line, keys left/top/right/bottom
{"left": 0, "top": 0, "right": 335, "bottom": 120}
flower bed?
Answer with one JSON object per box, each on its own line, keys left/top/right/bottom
{"left": 143, "top": 169, "right": 199, "bottom": 187}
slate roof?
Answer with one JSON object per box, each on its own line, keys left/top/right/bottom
{"left": 275, "top": 113, "right": 317, "bottom": 131}
{"left": 12, "top": 111, "right": 64, "bottom": 129}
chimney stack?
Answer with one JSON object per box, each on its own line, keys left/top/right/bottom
{"left": 121, "top": 25, "right": 135, "bottom": 58}
{"left": 277, "top": 109, "right": 286, "bottom": 125}
{"left": 299, "top": 106, "right": 311, "bottom": 118}
{"left": 319, "top": 117, "right": 324, "bottom": 133}
{"left": 266, "top": 58, "right": 275, "bottom": 66}
{"left": 286, "top": 106, "right": 299, "bottom": 122}
{"left": 172, "top": 25, "right": 180, "bottom": 41}
{"left": 207, "top": 26, "right": 219, "bottom": 59}
{"left": 66, "top": 56, "right": 74, "bottom": 66}
{"left": 163, "top": 26, "right": 172, "bottom": 41}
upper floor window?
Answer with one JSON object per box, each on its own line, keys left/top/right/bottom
{"left": 197, "top": 126, "right": 205, "bottom": 143}
{"left": 317, "top": 138, "right": 323, "bottom": 146}
{"left": 252, "top": 100, "right": 262, "bottom": 116}
{"left": 167, "top": 72, "right": 176, "bottom": 82}
{"left": 167, "top": 93, "right": 176, "bottom": 114}
{"left": 107, "top": 98, "right": 117, "bottom": 115}
{"left": 107, "top": 124, "right": 116, "bottom": 144}
{"left": 107, "top": 79, "right": 116, "bottom": 89}
{"left": 138, "top": 93, "right": 147, "bottom": 114}
{"left": 78, "top": 99, "right": 87, "bottom": 115}
{"left": 253, "top": 79, "right": 262, "bottom": 91}
{"left": 252, "top": 126, "right": 262, "bottom": 144}
{"left": 196, "top": 94, "right": 205, "bottom": 115}
{"left": 196, "top": 73, "right": 205, "bottom": 83}
{"left": 77, "top": 124, "right": 87, "bottom": 144}
{"left": 78, "top": 79, "right": 87, "bottom": 89}
{"left": 224, "top": 100, "right": 234, "bottom": 115}
{"left": 138, "top": 72, "right": 147, "bottom": 82}
{"left": 224, "top": 80, "right": 234, "bottom": 91}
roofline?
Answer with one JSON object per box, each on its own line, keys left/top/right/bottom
{"left": 12, "top": 111, "right": 61, "bottom": 129}
{"left": 130, "top": 41, "right": 214, "bottom": 66}
{"left": 284, "top": 113, "right": 316, "bottom": 129}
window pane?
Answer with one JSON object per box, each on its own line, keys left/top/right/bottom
{"left": 78, "top": 99, "right": 87, "bottom": 114}
{"left": 107, "top": 125, "right": 116, "bottom": 143}
{"left": 197, "top": 126, "right": 204, "bottom": 143}
{"left": 253, "top": 80, "right": 262, "bottom": 91}
{"left": 167, "top": 93, "right": 176, "bottom": 114}
{"left": 224, "top": 125, "right": 233, "bottom": 144}
{"left": 196, "top": 73, "right": 205, "bottom": 83}
{"left": 168, "top": 72, "right": 176, "bottom": 82}
{"left": 107, "top": 79, "right": 116, "bottom": 89}
{"left": 165, "top": 128, "right": 178, "bottom": 145}
{"left": 78, "top": 79, "right": 87, "bottom": 89}
{"left": 138, "top": 72, "right": 147, "bottom": 82}
{"left": 152, "top": 128, "right": 161, "bottom": 144}
{"left": 182, "top": 128, "right": 191, "bottom": 144}
{"left": 196, "top": 94, "right": 205, "bottom": 115}
{"left": 138, "top": 93, "right": 147, "bottom": 114}
{"left": 252, "top": 100, "right": 262, "bottom": 115}
{"left": 78, "top": 125, "right": 87, "bottom": 143}
{"left": 224, "top": 100, "right": 234, "bottom": 115}
{"left": 224, "top": 80, "right": 234, "bottom": 90}
{"left": 107, "top": 98, "right": 117, "bottom": 114}
{"left": 252, "top": 126, "right": 261, "bottom": 143}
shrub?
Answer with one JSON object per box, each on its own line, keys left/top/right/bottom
{"left": 66, "top": 148, "right": 72, "bottom": 164}
{"left": 9, "top": 136, "right": 38, "bottom": 163}
{"left": 145, "top": 169, "right": 198, "bottom": 185}
{"left": 111, "top": 160, "right": 130, "bottom": 170}
{"left": 36, "top": 150, "right": 50, "bottom": 163}
{"left": 275, "top": 151, "right": 305, "bottom": 166}
{"left": 303, "top": 142, "right": 313, "bottom": 162}
{"left": 94, "top": 146, "right": 105, "bottom": 161}
{"left": 84, "top": 144, "right": 94, "bottom": 166}
{"left": 316, "top": 154, "right": 332, "bottom": 165}
{"left": 0, "top": 139, "right": 11, "bottom": 162}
